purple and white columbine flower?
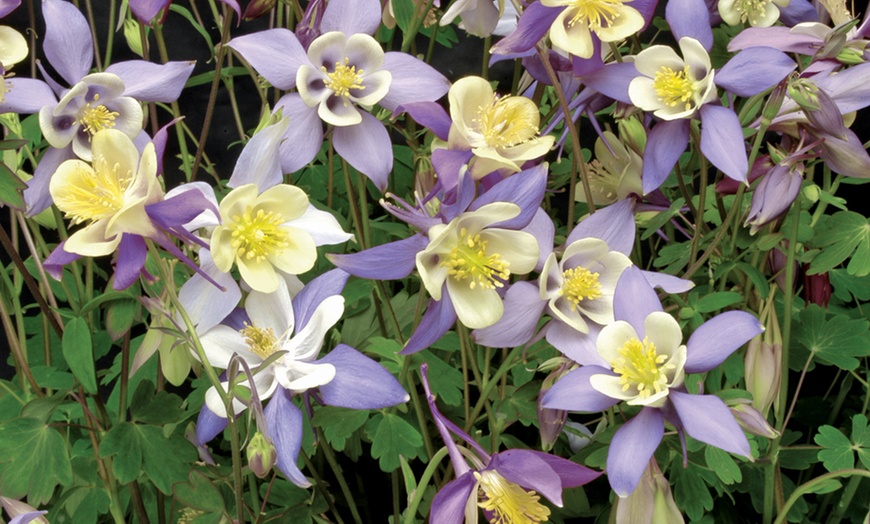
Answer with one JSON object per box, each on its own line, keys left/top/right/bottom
{"left": 227, "top": 0, "right": 449, "bottom": 191}
{"left": 543, "top": 266, "right": 762, "bottom": 496}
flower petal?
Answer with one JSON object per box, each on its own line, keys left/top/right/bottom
{"left": 380, "top": 52, "right": 451, "bottom": 112}
{"left": 700, "top": 105, "right": 748, "bottom": 183}
{"left": 228, "top": 116, "right": 290, "bottom": 189}
{"left": 715, "top": 47, "right": 795, "bottom": 97}
{"left": 567, "top": 198, "right": 636, "bottom": 255}
{"left": 613, "top": 266, "right": 663, "bottom": 336}
{"left": 542, "top": 365, "right": 621, "bottom": 412}
{"left": 473, "top": 281, "right": 546, "bottom": 348}
{"left": 107, "top": 60, "right": 195, "bottom": 103}
{"left": 321, "top": 0, "right": 381, "bottom": 35}
{"left": 666, "top": 0, "right": 713, "bottom": 51}
{"left": 607, "top": 407, "right": 664, "bottom": 497}
{"left": 43, "top": 0, "right": 92, "bottom": 85}
{"left": 642, "top": 119, "right": 690, "bottom": 195}
{"left": 685, "top": 311, "right": 763, "bottom": 373}
{"left": 332, "top": 111, "right": 393, "bottom": 191}
{"left": 430, "top": 473, "right": 478, "bottom": 524}
{"left": 316, "top": 344, "right": 409, "bottom": 408}
{"left": 275, "top": 94, "right": 324, "bottom": 173}
{"left": 265, "top": 389, "right": 312, "bottom": 487}
{"left": 668, "top": 390, "right": 752, "bottom": 457}
{"left": 228, "top": 29, "right": 307, "bottom": 91}
{"left": 402, "top": 295, "right": 458, "bottom": 355}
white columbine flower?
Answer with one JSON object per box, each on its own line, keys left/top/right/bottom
{"left": 718, "top": 0, "right": 791, "bottom": 27}
{"left": 628, "top": 37, "right": 717, "bottom": 121}
{"left": 575, "top": 130, "right": 643, "bottom": 205}
{"left": 541, "top": 0, "right": 645, "bottom": 59}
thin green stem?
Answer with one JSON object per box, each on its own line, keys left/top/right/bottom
{"left": 403, "top": 446, "right": 450, "bottom": 524}
{"left": 774, "top": 470, "right": 870, "bottom": 524}
{"left": 467, "top": 346, "right": 524, "bottom": 431}
{"left": 318, "top": 428, "right": 364, "bottom": 524}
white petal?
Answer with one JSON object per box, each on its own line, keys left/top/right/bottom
{"left": 596, "top": 320, "right": 638, "bottom": 365}
{"left": 642, "top": 311, "right": 683, "bottom": 361}
{"left": 246, "top": 278, "right": 296, "bottom": 336}
{"left": 276, "top": 361, "right": 336, "bottom": 393}
{"left": 282, "top": 294, "right": 345, "bottom": 360}
{"left": 199, "top": 325, "right": 261, "bottom": 368}
{"left": 447, "top": 278, "right": 504, "bottom": 329}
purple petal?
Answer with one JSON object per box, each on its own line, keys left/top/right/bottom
{"left": 640, "top": 270, "right": 695, "bottom": 293}
{"left": 178, "top": 250, "right": 240, "bottom": 333}
{"left": 685, "top": 311, "right": 762, "bottom": 373}
{"left": 814, "top": 128, "right": 870, "bottom": 178}
{"left": 228, "top": 29, "right": 308, "bottom": 91}
{"left": 274, "top": 94, "right": 324, "bottom": 173}
{"left": 128, "top": 0, "right": 170, "bottom": 24}
{"left": 490, "top": 450, "right": 563, "bottom": 505}
{"left": 727, "top": 27, "right": 817, "bottom": 54}
{"left": 151, "top": 117, "right": 183, "bottom": 176}
{"left": 613, "top": 266, "right": 663, "bottom": 335}
{"left": 397, "top": 101, "right": 451, "bottom": 141}
{"left": 666, "top": 0, "right": 712, "bottom": 51}
{"left": 146, "top": 186, "right": 219, "bottom": 229}
{"left": 106, "top": 60, "right": 195, "bottom": 102}
{"left": 380, "top": 52, "right": 450, "bottom": 113}
{"left": 811, "top": 62, "right": 870, "bottom": 115}
{"left": 778, "top": 0, "right": 818, "bottom": 25}
{"left": 526, "top": 207, "right": 555, "bottom": 271}
{"left": 571, "top": 40, "right": 605, "bottom": 77}
{"left": 567, "top": 198, "right": 636, "bottom": 256}
{"left": 24, "top": 145, "right": 75, "bottom": 216}
{"left": 632, "top": 0, "right": 659, "bottom": 28}
{"left": 546, "top": 320, "right": 607, "bottom": 366}
{"left": 607, "top": 407, "right": 664, "bottom": 497}
{"left": 0, "top": 79, "right": 56, "bottom": 114}
{"left": 219, "top": 0, "right": 242, "bottom": 17}
{"left": 642, "top": 119, "right": 690, "bottom": 195}
{"left": 472, "top": 281, "right": 546, "bottom": 348}
{"left": 265, "top": 388, "right": 311, "bottom": 487}
{"left": 579, "top": 62, "right": 637, "bottom": 104}
{"left": 195, "top": 404, "right": 228, "bottom": 445}
{"left": 327, "top": 234, "right": 429, "bottom": 280}
{"left": 43, "top": 0, "right": 92, "bottom": 85}
{"left": 490, "top": 2, "right": 561, "bottom": 57}
{"left": 292, "top": 268, "right": 349, "bottom": 331}
{"left": 113, "top": 235, "right": 146, "bottom": 290}
{"left": 321, "top": 0, "right": 381, "bottom": 35}
{"left": 0, "top": 0, "right": 21, "bottom": 18}
{"left": 716, "top": 48, "right": 795, "bottom": 97}
{"left": 228, "top": 117, "right": 288, "bottom": 189}
{"left": 333, "top": 112, "right": 392, "bottom": 191}
{"left": 432, "top": 148, "right": 474, "bottom": 191}
{"left": 668, "top": 390, "right": 751, "bottom": 457}
{"left": 469, "top": 163, "right": 548, "bottom": 230}
{"left": 507, "top": 450, "right": 602, "bottom": 489}
{"left": 700, "top": 105, "right": 748, "bottom": 183}
{"left": 44, "top": 241, "right": 80, "bottom": 280}
{"left": 429, "top": 472, "right": 477, "bottom": 524}
{"left": 9, "top": 511, "right": 48, "bottom": 524}
{"left": 315, "top": 344, "right": 409, "bottom": 409}
{"left": 421, "top": 363, "right": 485, "bottom": 469}
{"left": 542, "top": 366, "right": 621, "bottom": 412}
{"left": 401, "top": 295, "right": 457, "bottom": 355}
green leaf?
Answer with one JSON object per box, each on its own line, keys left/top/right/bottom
{"left": 672, "top": 460, "right": 714, "bottom": 521}
{"left": 705, "top": 445, "right": 742, "bottom": 484}
{"left": 413, "top": 351, "right": 463, "bottom": 406}
{"left": 806, "top": 478, "right": 843, "bottom": 495}
{"left": 366, "top": 413, "right": 424, "bottom": 472}
{"left": 0, "top": 418, "right": 73, "bottom": 504}
{"left": 815, "top": 425, "right": 854, "bottom": 471}
{"left": 173, "top": 471, "right": 226, "bottom": 513}
{"left": 105, "top": 298, "right": 138, "bottom": 340}
{"left": 808, "top": 211, "right": 870, "bottom": 276}
{"left": 0, "top": 161, "right": 26, "bottom": 210}
{"left": 695, "top": 292, "right": 744, "bottom": 313}
{"left": 312, "top": 407, "right": 369, "bottom": 452}
{"left": 168, "top": 4, "right": 214, "bottom": 60}
{"left": 792, "top": 305, "right": 870, "bottom": 370}
{"left": 62, "top": 316, "right": 97, "bottom": 394}
{"left": 100, "top": 421, "right": 196, "bottom": 493}
{"left": 850, "top": 414, "right": 870, "bottom": 470}
{"left": 392, "top": 0, "right": 415, "bottom": 32}
{"left": 830, "top": 269, "right": 870, "bottom": 302}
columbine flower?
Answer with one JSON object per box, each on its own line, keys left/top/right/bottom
{"left": 421, "top": 364, "right": 601, "bottom": 523}
{"left": 0, "top": 25, "right": 27, "bottom": 103}
{"left": 0, "top": 497, "right": 47, "bottom": 524}
{"left": 440, "top": 0, "right": 502, "bottom": 37}
{"left": 128, "top": 0, "right": 240, "bottom": 24}
{"left": 543, "top": 267, "right": 762, "bottom": 496}
{"left": 615, "top": 460, "right": 684, "bottom": 524}
{"left": 718, "top": 0, "right": 791, "bottom": 27}
{"left": 542, "top": 0, "right": 645, "bottom": 58}
{"left": 575, "top": 130, "right": 643, "bottom": 205}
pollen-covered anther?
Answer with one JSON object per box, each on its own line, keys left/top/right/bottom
{"left": 323, "top": 58, "right": 365, "bottom": 99}
{"left": 229, "top": 208, "right": 290, "bottom": 262}
{"left": 474, "top": 469, "right": 551, "bottom": 524}
{"left": 54, "top": 158, "right": 132, "bottom": 224}
{"left": 734, "top": 0, "right": 772, "bottom": 24}
{"left": 441, "top": 227, "right": 510, "bottom": 290}
{"left": 476, "top": 94, "right": 540, "bottom": 148}
{"left": 560, "top": 266, "right": 602, "bottom": 310}
{"left": 241, "top": 323, "right": 279, "bottom": 359}
{"left": 78, "top": 94, "right": 120, "bottom": 137}
{"left": 611, "top": 337, "right": 675, "bottom": 399}
{"left": 567, "top": 0, "right": 625, "bottom": 29}
{"left": 653, "top": 65, "right": 695, "bottom": 111}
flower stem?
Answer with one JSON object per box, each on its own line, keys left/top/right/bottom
{"left": 318, "top": 427, "right": 364, "bottom": 524}
{"left": 773, "top": 470, "right": 870, "bottom": 524}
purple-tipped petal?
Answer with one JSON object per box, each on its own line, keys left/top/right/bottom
{"left": 470, "top": 163, "right": 548, "bottom": 230}
{"left": 146, "top": 186, "right": 219, "bottom": 229}
{"left": 567, "top": 198, "right": 636, "bottom": 256}
{"left": 607, "top": 407, "right": 664, "bottom": 497}
{"left": 700, "top": 105, "right": 748, "bottom": 183}
{"left": 328, "top": 234, "right": 429, "bottom": 280}
{"left": 509, "top": 450, "right": 602, "bottom": 489}
{"left": 43, "top": 0, "right": 92, "bottom": 85}
{"left": 490, "top": 450, "right": 564, "bottom": 505}
{"left": 542, "top": 365, "right": 621, "bottom": 412}
{"left": 716, "top": 48, "right": 795, "bottom": 97}
{"left": 397, "top": 101, "right": 452, "bottom": 141}
{"left": 321, "top": 0, "right": 381, "bottom": 35}
{"left": 228, "top": 29, "right": 308, "bottom": 91}
{"left": 129, "top": 0, "right": 170, "bottom": 24}
{"left": 429, "top": 472, "right": 477, "bottom": 524}
{"left": 613, "top": 266, "right": 663, "bottom": 335}
{"left": 579, "top": 62, "right": 637, "bottom": 104}
{"left": 178, "top": 250, "right": 240, "bottom": 334}
{"left": 274, "top": 94, "right": 324, "bottom": 173}
{"left": 473, "top": 281, "right": 546, "bottom": 348}
{"left": 491, "top": 2, "right": 561, "bottom": 57}
{"left": 43, "top": 241, "right": 80, "bottom": 280}
{"left": 546, "top": 320, "right": 607, "bottom": 366}
{"left": 668, "top": 390, "right": 751, "bottom": 457}
{"left": 292, "top": 268, "right": 349, "bottom": 331}
{"left": 526, "top": 207, "right": 555, "bottom": 270}
{"left": 380, "top": 52, "right": 450, "bottom": 113}
{"left": 685, "top": 311, "right": 762, "bottom": 373}
{"left": 0, "top": 79, "right": 56, "bottom": 114}
{"left": 196, "top": 404, "right": 228, "bottom": 445}
{"left": 666, "top": 0, "right": 712, "bottom": 51}
{"left": 778, "top": 0, "right": 818, "bottom": 25}
{"left": 401, "top": 295, "right": 457, "bottom": 355}
{"left": 333, "top": 112, "right": 392, "bottom": 191}
{"left": 640, "top": 270, "right": 695, "bottom": 293}
{"left": 265, "top": 388, "right": 311, "bottom": 487}
{"left": 432, "top": 148, "right": 474, "bottom": 191}
{"left": 106, "top": 60, "right": 196, "bottom": 103}
{"left": 24, "top": 145, "right": 75, "bottom": 216}
{"left": 0, "top": 0, "right": 20, "bottom": 18}
{"left": 642, "top": 119, "right": 690, "bottom": 195}
{"left": 316, "top": 344, "right": 409, "bottom": 409}
{"left": 113, "top": 235, "right": 146, "bottom": 290}
{"left": 727, "top": 27, "right": 816, "bottom": 53}
{"left": 228, "top": 117, "right": 289, "bottom": 189}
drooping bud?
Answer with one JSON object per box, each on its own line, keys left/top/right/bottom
{"left": 760, "top": 79, "right": 788, "bottom": 128}
{"left": 538, "top": 362, "right": 571, "bottom": 450}
{"left": 247, "top": 431, "right": 277, "bottom": 479}
{"left": 0, "top": 497, "right": 48, "bottom": 524}
{"left": 717, "top": 154, "right": 771, "bottom": 194}
{"left": 745, "top": 162, "right": 804, "bottom": 234}
{"left": 802, "top": 87, "right": 847, "bottom": 139}
{"left": 295, "top": 0, "right": 325, "bottom": 50}
{"left": 124, "top": 19, "right": 144, "bottom": 57}
{"left": 243, "top": 0, "right": 277, "bottom": 20}
{"left": 811, "top": 127, "right": 870, "bottom": 178}
{"left": 730, "top": 400, "right": 779, "bottom": 439}
{"left": 618, "top": 116, "right": 647, "bottom": 155}
{"left": 803, "top": 270, "right": 832, "bottom": 308}
{"left": 745, "top": 297, "right": 781, "bottom": 417}
{"left": 615, "top": 460, "right": 684, "bottom": 523}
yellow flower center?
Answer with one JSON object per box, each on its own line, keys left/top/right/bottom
{"left": 476, "top": 95, "right": 540, "bottom": 149}
{"left": 733, "top": 0, "right": 772, "bottom": 24}
{"left": 559, "top": 267, "right": 602, "bottom": 309}
{"left": 177, "top": 508, "right": 205, "bottom": 524}
{"left": 323, "top": 58, "right": 365, "bottom": 98}
{"left": 241, "top": 324, "right": 279, "bottom": 359}
{"left": 567, "top": 0, "right": 627, "bottom": 30}
{"left": 78, "top": 94, "right": 119, "bottom": 137}
{"left": 229, "top": 208, "right": 290, "bottom": 263}
{"left": 475, "top": 470, "right": 551, "bottom": 524}
{"left": 586, "top": 160, "right": 621, "bottom": 201}
{"left": 441, "top": 227, "right": 510, "bottom": 290}
{"left": 653, "top": 65, "right": 696, "bottom": 111}
{"left": 53, "top": 156, "right": 132, "bottom": 224}
{"left": 610, "top": 337, "right": 674, "bottom": 400}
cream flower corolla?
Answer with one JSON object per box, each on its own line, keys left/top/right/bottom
{"left": 200, "top": 278, "right": 344, "bottom": 417}
{"left": 50, "top": 129, "right": 162, "bottom": 257}
{"left": 416, "top": 202, "right": 540, "bottom": 329}
{"left": 541, "top": 0, "right": 645, "bottom": 59}
{"left": 589, "top": 312, "right": 687, "bottom": 407}
{"left": 0, "top": 26, "right": 27, "bottom": 69}
{"left": 628, "top": 37, "right": 718, "bottom": 121}
{"left": 575, "top": 131, "right": 643, "bottom": 205}
{"left": 718, "top": 0, "right": 791, "bottom": 27}
{"left": 445, "top": 76, "right": 555, "bottom": 178}
{"left": 296, "top": 31, "right": 392, "bottom": 127}
{"left": 539, "top": 237, "right": 632, "bottom": 333}
{"left": 210, "top": 183, "right": 318, "bottom": 294}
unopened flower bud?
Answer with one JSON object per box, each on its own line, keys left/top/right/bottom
{"left": 745, "top": 163, "right": 804, "bottom": 235}
{"left": 745, "top": 301, "right": 782, "bottom": 417}
{"left": 803, "top": 88, "right": 848, "bottom": 139}
{"left": 837, "top": 45, "right": 866, "bottom": 65}
{"left": 730, "top": 400, "right": 779, "bottom": 439}
{"left": 295, "top": 0, "right": 325, "bottom": 50}
{"left": 538, "top": 364, "right": 571, "bottom": 450}
{"left": 615, "top": 460, "right": 684, "bottom": 522}
{"left": 617, "top": 116, "right": 647, "bottom": 155}
{"left": 243, "top": 0, "right": 277, "bottom": 20}
{"left": 247, "top": 431, "right": 276, "bottom": 479}
{"left": 761, "top": 80, "right": 788, "bottom": 127}
{"left": 787, "top": 78, "right": 821, "bottom": 112}
{"left": 124, "top": 19, "right": 144, "bottom": 57}
{"left": 0, "top": 497, "right": 48, "bottom": 524}
{"left": 803, "top": 270, "right": 831, "bottom": 308}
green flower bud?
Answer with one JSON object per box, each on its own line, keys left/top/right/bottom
{"left": 247, "top": 432, "right": 276, "bottom": 479}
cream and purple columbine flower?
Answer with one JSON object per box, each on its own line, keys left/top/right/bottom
{"left": 575, "top": 130, "right": 643, "bottom": 206}
{"left": 227, "top": 0, "right": 449, "bottom": 191}
{"left": 421, "top": 364, "right": 601, "bottom": 523}
{"left": 542, "top": 267, "right": 762, "bottom": 496}
{"left": 718, "top": 0, "right": 791, "bottom": 27}
{"left": 196, "top": 270, "right": 408, "bottom": 487}
{"left": 541, "top": 0, "right": 645, "bottom": 59}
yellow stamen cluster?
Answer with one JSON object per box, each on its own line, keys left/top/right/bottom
{"left": 177, "top": 508, "right": 205, "bottom": 524}
{"left": 229, "top": 208, "right": 290, "bottom": 263}
{"left": 586, "top": 160, "right": 620, "bottom": 201}
{"left": 733, "top": 0, "right": 772, "bottom": 24}
{"left": 323, "top": 58, "right": 365, "bottom": 99}
{"left": 610, "top": 337, "right": 674, "bottom": 399}
{"left": 53, "top": 157, "right": 132, "bottom": 224}
{"left": 559, "top": 267, "right": 602, "bottom": 309}
{"left": 567, "top": 0, "right": 626, "bottom": 29}
{"left": 241, "top": 323, "right": 279, "bottom": 359}
{"left": 475, "top": 470, "right": 551, "bottom": 524}
{"left": 653, "top": 65, "right": 696, "bottom": 111}
{"left": 476, "top": 95, "right": 540, "bottom": 148}
{"left": 78, "top": 94, "right": 119, "bottom": 137}
{"left": 441, "top": 227, "right": 510, "bottom": 290}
